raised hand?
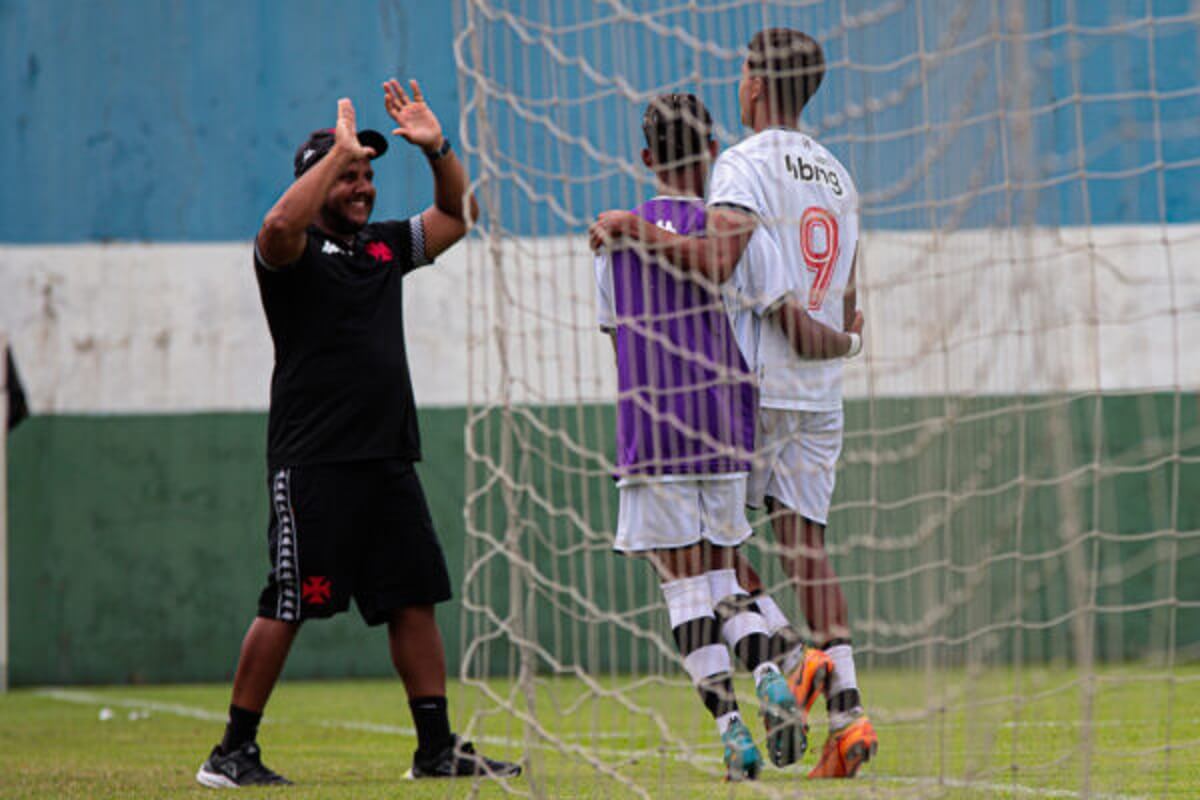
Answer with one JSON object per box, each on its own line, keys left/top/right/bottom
{"left": 334, "top": 98, "right": 377, "bottom": 160}
{"left": 383, "top": 79, "right": 443, "bottom": 150}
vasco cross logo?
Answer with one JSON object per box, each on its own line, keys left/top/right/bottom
{"left": 784, "top": 154, "right": 844, "bottom": 196}
{"left": 365, "top": 241, "right": 394, "bottom": 263}
{"left": 301, "top": 576, "right": 332, "bottom": 605}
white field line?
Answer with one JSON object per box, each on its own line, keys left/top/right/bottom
{"left": 1001, "top": 717, "right": 1200, "bottom": 728}
{"left": 34, "top": 689, "right": 1155, "bottom": 799}
{"left": 35, "top": 688, "right": 644, "bottom": 753}
{"left": 877, "top": 776, "right": 1151, "bottom": 800}
{"left": 36, "top": 687, "right": 632, "bottom": 741}
{"left": 36, "top": 688, "right": 228, "bottom": 722}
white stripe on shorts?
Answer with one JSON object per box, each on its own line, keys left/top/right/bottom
{"left": 271, "top": 468, "right": 300, "bottom": 622}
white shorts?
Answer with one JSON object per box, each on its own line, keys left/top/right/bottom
{"left": 747, "top": 407, "right": 844, "bottom": 525}
{"left": 614, "top": 475, "right": 753, "bottom": 553}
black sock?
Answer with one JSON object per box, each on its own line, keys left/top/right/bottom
{"left": 220, "top": 704, "right": 262, "bottom": 754}
{"left": 733, "top": 633, "right": 771, "bottom": 671}
{"left": 828, "top": 688, "right": 862, "bottom": 714}
{"left": 409, "top": 696, "right": 452, "bottom": 758}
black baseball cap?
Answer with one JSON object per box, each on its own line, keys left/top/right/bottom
{"left": 293, "top": 128, "right": 389, "bottom": 177}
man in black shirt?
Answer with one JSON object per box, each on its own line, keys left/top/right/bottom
{"left": 196, "top": 80, "right": 520, "bottom": 787}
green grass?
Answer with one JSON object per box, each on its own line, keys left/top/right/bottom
{"left": 2, "top": 666, "right": 1198, "bottom": 798}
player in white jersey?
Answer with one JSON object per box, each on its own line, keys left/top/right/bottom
{"left": 589, "top": 28, "right": 877, "bottom": 779}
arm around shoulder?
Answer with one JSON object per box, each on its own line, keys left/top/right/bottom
{"left": 585, "top": 206, "right": 755, "bottom": 284}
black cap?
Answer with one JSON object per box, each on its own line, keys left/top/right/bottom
{"left": 293, "top": 128, "right": 389, "bottom": 178}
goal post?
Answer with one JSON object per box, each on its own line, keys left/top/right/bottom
{"left": 452, "top": 1, "right": 1199, "bottom": 796}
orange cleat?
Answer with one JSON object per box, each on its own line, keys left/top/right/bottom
{"left": 785, "top": 646, "right": 834, "bottom": 723}
{"left": 808, "top": 714, "right": 878, "bottom": 779}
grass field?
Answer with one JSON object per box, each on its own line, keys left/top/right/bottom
{"left": 2, "top": 666, "right": 1198, "bottom": 799}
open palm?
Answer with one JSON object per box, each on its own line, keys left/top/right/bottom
{"left": 383, "top": 79, "right": 443, "bottom": 150}
{"left": 335, "top": 98, "right": 376, "bottom": 159}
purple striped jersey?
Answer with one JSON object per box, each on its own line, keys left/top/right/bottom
{"left": 596, "top": 196, "right": 756, "bottom": 479}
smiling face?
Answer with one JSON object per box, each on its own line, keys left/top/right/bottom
{"left": 318, "top": 157, "right": 376, "bottom": 236}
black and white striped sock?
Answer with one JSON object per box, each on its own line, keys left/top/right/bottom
{"left": 823, "top": 639, "right": 863, "bottom": 728}
{"left": 743, "top": 589, "right": 811, "bottom": 674}
{"left": 707, "top": 569, "right": 774, "bottom": 678}
{"left": 662, "top": 575, "right": 740, "bottom": 734}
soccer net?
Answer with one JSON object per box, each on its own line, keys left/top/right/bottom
{"left": 452, "top": 1, "right": 1199, "bottom": 796}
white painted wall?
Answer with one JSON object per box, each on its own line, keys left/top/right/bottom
{"left": 1, "top": 225, "right": 1196, "bottom": 413}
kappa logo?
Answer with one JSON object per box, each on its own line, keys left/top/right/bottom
{"left": 784, "top": 154, "right": 844, "bottom": 196}
{"left": 322, "top": 240, "right": 345, "bottom": 255}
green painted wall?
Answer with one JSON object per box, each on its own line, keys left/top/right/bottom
{"left": 458, "top": 394, "right": 1200, "bottom": 678}
{"left": 7, "top": 395, "right": 1199, "bottom": 686}
{"left": 6, "top": 410, "right": 469, "bottom": 686}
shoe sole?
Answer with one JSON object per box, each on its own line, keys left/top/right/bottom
{"left": 841, "top": 738, "right": 878, "bottom": 778}
{"left": 195, "top": 766, "right": 239, "bottom": 789}
{"left": 402, "top": 766, "right": 522, "bottom": 780}
{"left": 760, "top": 708, "right": 807, "bottom": 767}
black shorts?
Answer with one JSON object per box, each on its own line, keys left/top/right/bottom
{"left": 258, "top": 459, "right": 452, "bottom": 626}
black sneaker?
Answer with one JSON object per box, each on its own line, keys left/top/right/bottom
{"left": 195, "top": 741, "right": 292, "bottom": 788}
{"left": 405, "top": 735, "right": 522, "bottom": 779}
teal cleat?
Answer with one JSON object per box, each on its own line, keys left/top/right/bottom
{"left": 756, "top": 668, "right": 807, "bottom": 767}
{"left": 721, "top": 716, "right": 762, "bottom": 781}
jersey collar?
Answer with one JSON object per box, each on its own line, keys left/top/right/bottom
{"left": 649, "top": 193, "right": 704, "bottom": 203}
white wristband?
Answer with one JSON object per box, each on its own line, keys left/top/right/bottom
{"left": 845, "top": 332, "right": 862, "bottom": 359}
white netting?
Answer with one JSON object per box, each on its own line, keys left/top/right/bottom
{"left": 452, "top": 1, "right": 1200, "bottom": 796}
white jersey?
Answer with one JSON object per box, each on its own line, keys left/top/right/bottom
{"left": 708, "top": 128, "right": 859, "bottom": 412}
{"left": 722, "top": 226, "right": 796, "bottom": 382}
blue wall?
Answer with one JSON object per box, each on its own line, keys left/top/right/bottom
{"left": 1, "top": 0, "right": 459, "bottom": 242}
{"left": 3, "top": 0, "right": 1198, "bottom": 242}
{"left": 464, "top": 0, "right": 1200, "bottom": 232}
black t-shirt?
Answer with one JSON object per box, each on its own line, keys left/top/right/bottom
{"left": 254, "top": 219, "right": 431, "bottom": 470}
